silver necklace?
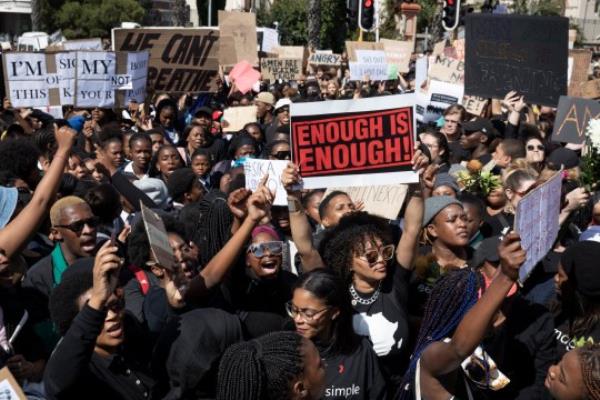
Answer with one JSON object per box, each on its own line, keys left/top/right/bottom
{"left": 349, "top": 282, "right": 381, "bottom": 306}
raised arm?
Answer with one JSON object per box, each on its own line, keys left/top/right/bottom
{"left": 282, "top": 163, "right": 324, "bottom": 271}
{"left": 0, "top": 125, "right": 76, "bottom": 257}
{"left": 185, "top": 180, "right": 274, "bottom": 301}
{"left": 421, "top": 232, "right": 525, "bottom": 377}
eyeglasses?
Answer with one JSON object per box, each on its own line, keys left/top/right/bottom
{"left": 527, "top": 144, "right": 544, "bottom": 151}
{"left": 359, "top": 244, "right": 395, "bottom": 265}
{"left": 247, "top": 241, "right": 284, "bottom": 258}
{"left": 285, "top": 301, "right": 329, "bottom": 321}
{"left": 271, "top": 151, "right": 291, "bottom": 160}
{"left": 54, "top": 216, "right": 99, "bottom": 234}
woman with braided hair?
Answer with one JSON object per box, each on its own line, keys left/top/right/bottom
{"left": 398, "top": 232, "right": 526, "bottom": 400}
{"left": 545, "top": 343, "right": 600, "bottom": 400}
{"left": 217, "top": 331, "right": 326, "bottom": 400}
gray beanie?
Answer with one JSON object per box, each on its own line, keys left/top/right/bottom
{"left": 422, "top": 195, "right": 463, "bottom": 228}
{"left": 433, "top": 173, "right": 460, "bottom": 193}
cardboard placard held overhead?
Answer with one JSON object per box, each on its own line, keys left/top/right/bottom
{"left": 141, "top": 203, "right": 176, "bottom": 271}
{"left": 229, "top": 60, "right": 260, "bottom": 94}
{"left": 552, "top": 96, "right": 600, "bottom": 144}
{"left": 580, "top": 79, "right": 600, "bottom": 99}
{"left": 428, "top": 54, "right": 464, "bottom": 84}
{"left": 465, "top": 14, "right": 569, "bottom": 106}
{"left": 260, "top": 58, "right": 302, "bottom": 81}
{"left": 290, "top": 93, "right": 418, "bottom": 189}
{"left": 2, "top": 52, "right": 50, "bottom": 108}
{"left": 323, "top": 184, "right": 408, "bottom": 220}
{"left": 244, "top": 159, "right": 289, "bottom": 206}
{"left": 463, "top": 95, "right": 488, "bottom": 116}
{"left": 380, "top": 39, "right": 412, "bottom": 74}
{"left": 112, "top": 27, "right": 219, "bottom": 92}
{"left": 63, "top": 38, "right": 103, "bottom": 51}
{"left": 349, "top": 62, "right": 389, "bottom": 81}
{"left": 308, "top": 52, "right": 342, "bottom": 66}
{"left": 345, "top": 41, "right": 384, "bottom": 61}
{"left": 222, "top": 105, "right": 257, "bottom": 132}
{"left": 273, "top": 46, "right": 307, "bottom": 62}
{"left": 514, "top": 171, "right": 562, "bottom": 283}
{"left": 218, "top": 10, "right": 258, "bottom": 67}
{"left": 568, "top": 49, "right": 592, "bottom": 97}
{"left": 0, "top": 368, "right": 27, "bottom": 400}
{"left": 256, "top": 27, "right": 279, "bottom": 53}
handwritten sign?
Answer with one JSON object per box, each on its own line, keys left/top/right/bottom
{"left": 429, "top": 54, "right": 464, "bottom": 84}
{"left": 260, "top": 58, "right": 302, "bottom": 81}
{"left": 568, "top": 49, "right": 592, "bottom": 97}
{"left": 463, "top": 95, "right": 488, "bottom": 116}
{"left": 222, "top": 105, "right": 257, "bottom": 132}
{"left": 324, "top": 184, "right": 408, "bottom": 220}
{"left": 465, "top": 14, "right": 568, "bottom": 106}
{"left": 218, "top": 10, "right": 258, "bottom": 67}
{"left": 514, "top": 171, "right": 562, "bottom": 283}
{"left": 380, "top": 39, "right": 412, "bottom": 74}
{"left": 552, "top": 96, "right": 600, "bottom": 144}
{"left": 349, "top": 62, "right": 389, "bottom": 81}
{"left": 112, "top": 27, "right": 219, "bottom": 92}
{"left": 229, "top": 60, "right": 260, "bottom": 94}
{"left": 0, "top": 368, "right": 26, "bottom": 400}
{"left": 290, "top": 93, "right": 418, "bottom": 188}
{"left": 580, "top": 79, "right": 600, "bottom": 99}
{"left": 308, "top": 52, "right": 342, "bottom": 66}
{"left": 2, "top": 52, "right": 48, "bottom": 108}
{"left": 141, "top": 203, "right": 176, "bottom": 271}
{"left": 244, "top": 159, "right": 288, "bottom": 206}
{"left": 345, "top": 41, "right": 384, "bottom": 61}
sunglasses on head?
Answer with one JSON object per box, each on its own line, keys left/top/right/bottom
{"left": 527, "top": 144, "right": 544, "bottom": 151}
{"left": 54, "top": 216, "right": 99, "bottom": 234}
{"left": 247, "top": 241, "right": 284, "bottom": 258}
{"left": 271, "top": 151, "right": 291, "bottom": 160}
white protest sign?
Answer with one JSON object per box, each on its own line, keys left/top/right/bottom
{"left": 257, "top": 27, "right": 279, "bottom": 53}
{"left": 222, "top": 105, "right": 257, "bottom": 132}
{"left": 514, "top": 171, "right": 562, "bottom": 283}
{"left": 141, "top": 203, "right": 176, "bottom": 271}
{"left": 355, "top": 50, "right": 387, "bottom": 64}
{"left": 54, "top": 52, "right": 76, "bottom": 105}
{"left": 2, "top": 53, "right": 49, "bottom": 108}
{"left": 324, "top": 184, "right": 408, "bottom": 220}
{"left": 121, "top": 51, "right": 149, "bottom": 104}
{"left": 244, "top": 159, "right": 288, "bottom": 206}
{"left": 349, "top": 62, "right": 388, "bottom": 81}
{"left": 416, "top": 80, "right": 463, "bottom": 123}
{"left": 415, "top": 56, "right": 428, "bottom": 91}
{"left": 75, "top": 51, "right": 116, "bottom": 108}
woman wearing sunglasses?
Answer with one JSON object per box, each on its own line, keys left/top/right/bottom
{"left": 525, "top": 135, "right": 546, "bottom": 168}
{"left": 287, "top": 269, "right": 387, "bottom": 399}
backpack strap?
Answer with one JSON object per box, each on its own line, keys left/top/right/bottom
{"left": 128, "top": 264, "right": 150, "bottom": 295}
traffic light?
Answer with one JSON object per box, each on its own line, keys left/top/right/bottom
{"left": 347, "top": 0, "right": 359, "bottom": 30}
{"left": 359, "top": 0, "right": 375, "bottom": 32}
{"left": 442, "top": 0, "right": 461, "bottom": 31}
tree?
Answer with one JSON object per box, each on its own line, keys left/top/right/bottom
{"left": 259, "top": 0, "right": 308, "bottom": 45}
{"left": 307, "top": 0, "right": 321, "bottom": 48}
{"left": 173, "top": 0, "right": 191, "bottom": 26}
{"left": 55, "top": 0, "right": 145, "bottom": 38}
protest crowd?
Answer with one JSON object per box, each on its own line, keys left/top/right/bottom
{"left": 1, "top": 8, "right": 600, "bottom": 400}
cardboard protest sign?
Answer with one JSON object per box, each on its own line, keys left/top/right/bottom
{"left": 463, "top": 95, "right": 488, "bottom": 116}
{"left": 118, "top": 51, "right": 149, "bottom": 105}
{"left": 244, "top": 159, "right": 288, "bottom": 206}
{"left": 112, "top": 27, "right": 219, "bottom": 92}
{"left": 465, "top": 14, "right": 568, "bottom": 106}
{"left": 74, "top": 51, "right": 119, "bottom": 108}
{"left": 345, "top": 41, "right": 384, "bottom": 61}
{"left": 324, "top": 184, "right": 408, "bottom": 220}
{"left": 274, "top": 46, "right": 307, "bottom": 61}
{"left": 50, "top": 52, "right": 76, "bottom": 105}
{"left": 222, "top": 105, "right": 257, "bottom": 132}
{"left": 218, "top": 11, "right": 258, "bottom": 67}
{"left": 453, "top": 39, "right": 465, "bottom": 61}
{"left": 308, "top": 52, "right": 342, "bottom": 66}
{"left": 2, "top": 52, "right": 49, "bottom": 108}
{"left": 580, "top": 79, "right": 600, "bottom": 99}
{"left": 260, "top": 58, "right": 302, "bottom": 81}
{"left": 429, "top": 54, "right": 464, "bottom": 84}
{"left": 141, "top": 203, "right": 176, "bottom": 271}
{"left": 568, "top": 49, "right": 592, "bottom": 97}
{"left": 552, "top": 96, "right": 600, "bottom": 144}
{"left": 290, "top": 93, "right": 418, "bottom": 188}
{"left": 229, "top": 60, "right": 260, "bottom": 94}
{"left": 380, "top": 39, "right": 412, "bottom": 74}
{"left": 0, "top": 367, "right": 27, "bottom": 400}
{"left": 514, "top": 171, "right": 562, "bottom": 283}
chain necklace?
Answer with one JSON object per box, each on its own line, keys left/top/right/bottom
{"left": 349, "top": 282, "right": 381, "bottom": 306}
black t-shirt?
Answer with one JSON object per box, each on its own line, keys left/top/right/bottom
{"left": 448, "top": 140, "right": 471, "bottom": 163}
{"left": 482, "top": 211, "right": 514, "bottom": 238}
{"left": 351, "top": 264, "right": 410, "bottom": 385}
{"left": 320, "top": 338, "right": 387, "bottom": 400}
{"left": 554, "top": 314, "right": 600, "bottom": 358}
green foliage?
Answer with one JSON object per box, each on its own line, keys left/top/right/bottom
{"left": 320, "top": 0, "right": 347, "bottom": 52}
{"left": 259, "top": 0, "right": 309, "bottom": 45}
{"left": 55, "top": 0, "right": 145, "bottom": 39}
{"left": 415, "top": 0, "right": 439, "bottom": 33}
{"left": 512, "top": 0, "right": 562, "bottom": 15}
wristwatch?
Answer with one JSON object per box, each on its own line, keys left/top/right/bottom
{"left": 287, "top": 197, "right": 302, "bottom": 213}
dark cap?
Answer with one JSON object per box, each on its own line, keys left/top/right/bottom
{"left": 561, "top": 241, "right": 600, "bottom": 297}
{"left": 167, "top": 168, "right": 197, "bottom": 201}
{"left": 546, "top": 147, "right": 580, "bottom": 170}
{"left": 193, "top": 106, "right": 213, "bottom": 119}
{"left": 462, "top": 118, "right": 499, "bottom": 138}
